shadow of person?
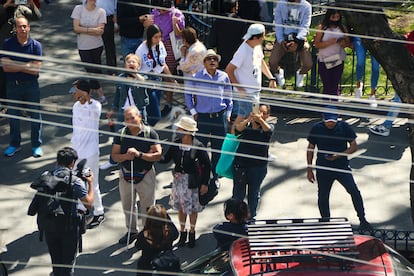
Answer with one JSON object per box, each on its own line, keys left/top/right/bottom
{"left": 1, "top": 231, "right": 49, "bottom": 273}
{"left": 74, "top": 243, "right": 139, "bottom": 275}
{"left": 351, "top": 126, "right": 408, "bottom": 169}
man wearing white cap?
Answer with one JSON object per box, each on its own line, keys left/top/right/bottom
{"left": 225, "top": 23, "right": 276, "bottom": 133}
{"left": 306, "top": 109, "right": 372, "bottom": 231}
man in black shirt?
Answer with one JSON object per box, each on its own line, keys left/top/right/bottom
{"left": 112, "top": 106, "right": 162, "bottom": 244}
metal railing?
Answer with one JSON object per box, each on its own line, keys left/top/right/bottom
{"left": 187, "top": 0, "right": 395, "bottom": 97}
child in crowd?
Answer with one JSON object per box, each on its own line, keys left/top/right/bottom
{"left": 213, "top": 198, "right": 249, "bottom": 251}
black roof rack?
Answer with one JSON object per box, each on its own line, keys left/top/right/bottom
{"left": 244, "top": 217, "right": 359, "bottom": 274}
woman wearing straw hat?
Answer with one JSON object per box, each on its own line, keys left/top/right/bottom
{"left": 160, "top": 116, "right": 211, "bottom": 248}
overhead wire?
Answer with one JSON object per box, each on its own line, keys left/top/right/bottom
{"left": 1, "top": 0, "right": 414, "bottom": 274}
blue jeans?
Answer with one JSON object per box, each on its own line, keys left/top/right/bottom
{"left": 316, "top": 168, "right": 366, "bottom": 220}
{"left": 197, "top": 112, "right": 227, "bottom": 179}
{"left": 146, "top": 89, "right": 161, "bottom": 127}
{"left": 6, "top": 80, "right": 42, "bottom": 148}
{"left": 235, "top": 92, "right": 259, "bottom": 117}
{"left": 383, "top": 94, "right": 401, "bottom": 129}
{"left": 120, "top": 36, "right": 142, "bottom": 59}
{"left": 354, "top": 37, "right": 380, "bottom": 89}
{"left": 232, "top": 164, "right": 267, "bottom": 217}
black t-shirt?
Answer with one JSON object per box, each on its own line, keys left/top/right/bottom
{"left": 235, "top": 123, "right": 274, "bottom": 167}
{"left": 113, "top": 125, "right": 159, "bottom": 171}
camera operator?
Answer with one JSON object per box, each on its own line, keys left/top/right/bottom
{"left": 70, "top": 79, "right": 105, "bottom": 228}
{"left": 45, "top": 147, "right": 94, "bottom": 276}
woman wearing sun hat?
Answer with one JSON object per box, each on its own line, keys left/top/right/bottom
{"left": 159, "top": 116, "right": 211, "bottom": 248}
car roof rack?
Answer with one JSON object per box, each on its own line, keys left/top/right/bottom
{"left": 244, "top": 217, "right": 360, "bottom": 274}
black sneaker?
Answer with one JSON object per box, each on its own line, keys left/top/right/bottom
{"left": 118, "top": 232, "right": 138, "bottom": 244}
{"left": 359, "top": 220, "right": 373, "bottom": 232}
{"left": 87, "top": 215, "right": 105, "bottom": 229}
{"left": 161, "top": 104, "right": 172, "bottom": 117}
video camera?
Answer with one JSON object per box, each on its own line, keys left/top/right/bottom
{"left": 75, "top": 159, "right": 92, "bottom": 180}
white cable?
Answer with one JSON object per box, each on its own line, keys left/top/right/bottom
{"left": 126, "top": 159, "right": 134, "bottom": 251}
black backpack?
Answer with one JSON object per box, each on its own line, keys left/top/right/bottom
{"left": 27, "top": 169, "right": 79, "bottom": 241}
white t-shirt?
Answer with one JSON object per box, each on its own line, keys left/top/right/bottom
{"left": 317, "top": 27, "right": 346, "bottom": 62}
{"left": 135, "top": 41, "right": 167, "bottom": 74}
{"left": 229, "top": 42, "right": 264, "bottom": 93}
{"left": 71, "top": 99, "right": 102, "bottom": 159}
{"left": 71, "top": 5, "right": 107, "bottom": 50}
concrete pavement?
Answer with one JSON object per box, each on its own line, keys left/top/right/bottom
{"left": 0, "top": 1, "right": 413, "bottom": 275}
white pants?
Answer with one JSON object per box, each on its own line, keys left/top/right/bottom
{"left": 76, "top": 153, "right": 104, "bottom": 216}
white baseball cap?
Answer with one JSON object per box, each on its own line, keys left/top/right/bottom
{"left": 242, "top": 23, "right": 265, "bottom": 40}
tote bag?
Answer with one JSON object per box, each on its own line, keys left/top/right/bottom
{"left": 215, "top": 133, "right": 240, "bottom": 179}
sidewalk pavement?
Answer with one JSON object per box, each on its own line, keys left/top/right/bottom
{"left": 0, "top": 1, "right": 413, "bottom": 275}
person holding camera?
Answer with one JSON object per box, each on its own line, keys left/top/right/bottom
{"left": 70, "top": 79, "right": 105, "bottom": 229}
{"left": 269, "top": 0, "right": 312, "bottom": 88}
{"left": 45, "top": 147, "right": 94, "bottom": 276}
{"left": 232, "top": 104, "right": 273, "bottom": 218}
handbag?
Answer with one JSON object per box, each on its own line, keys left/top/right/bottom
{"left": 199, "top": 178, "right": 218, "bottom": 206}
{"left": 169, "top": 31, "right": 182, "bottom": 60}
{"left": 323, "top": 54, "right": 342, "bottom": 69}
{"left": 151, "top": 249, "right": 181, "bottom": 272}
{"left": 215, "top": 133, "right": 240, "bottom": 179}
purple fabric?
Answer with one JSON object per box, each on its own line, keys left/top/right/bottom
{"left": 152, "top": 7, "right": 185, "bottom": 41}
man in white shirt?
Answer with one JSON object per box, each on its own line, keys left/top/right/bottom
{"left": 226, "top": 23, "right": 276, "bottom": 133}
{"left": 70, "top": 79, "right": 105, "bottom": 228}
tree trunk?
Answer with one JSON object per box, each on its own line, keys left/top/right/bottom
{"left": 337, "top": 1, "right": 414, "bottom": 222}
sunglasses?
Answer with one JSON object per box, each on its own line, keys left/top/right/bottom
{"left": 205, "top": 56, "right": 218, "bottom": 62}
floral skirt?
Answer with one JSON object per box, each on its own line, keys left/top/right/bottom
{"left": 169, "top": 172, "right": 204, "bottom": 214}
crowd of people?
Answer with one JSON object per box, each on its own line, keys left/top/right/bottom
{"left": 1, "top": 0, "right": 412, "bottom": 274}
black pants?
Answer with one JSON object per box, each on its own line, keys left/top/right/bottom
{"left": 102, "top": 15, "right": 117, "bottom": 68}
{"left": 78, "top": 46, "right": 103, "bottom": 89}
{"left": 45, "top": 226, "right": 79, "bottom": 276}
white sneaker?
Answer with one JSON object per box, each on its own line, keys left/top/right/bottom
{"left": 100, "top": 161, "right": 118, "bottom": 170}
{"left": 275, "top": 68, "right": 285, "bottom": 87}
{"left": 369, "top": 95, "right": 377, "bottom": 108}
{"left": 369, "top": 125, "right": 390, "bottom": 137}
{"left": 295, "top": 70, "right": 305, "bottom": 88}
{"left": 355, "top": 87, "right": 362, "bottom": 98}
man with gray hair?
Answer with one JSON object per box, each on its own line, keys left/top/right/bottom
{"left": 111, "top": 106, "right": 162, "bottom": 244}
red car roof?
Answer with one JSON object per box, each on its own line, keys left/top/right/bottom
{"left": 230, "top": 218, "right": 394, "bottom": 275}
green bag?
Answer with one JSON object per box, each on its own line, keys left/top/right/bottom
{"left": 215, "top": 133, "right": 240, "bottom": 179}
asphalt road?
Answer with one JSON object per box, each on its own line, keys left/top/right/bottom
{"left": 0, "top": 1, "right": 413, "bottom": 275}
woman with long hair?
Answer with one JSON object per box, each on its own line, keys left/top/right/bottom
{"left": 314, "top": 9, "right": 351, "bottom": 98}
{"left": 71, "top": 0, "right": 108, "bottom": 105}
{"left": 135, "top": 204, "right": 179, "bottom": 274}
{"left": 135, "top": 24, "right": 176, "bottom": 126}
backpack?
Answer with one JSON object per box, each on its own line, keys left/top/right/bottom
{"left": 119, "top": 124, "right": 151, "bottom": 142}
{"left": 27, "top": 169, "right": 79, "bottom": 241}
